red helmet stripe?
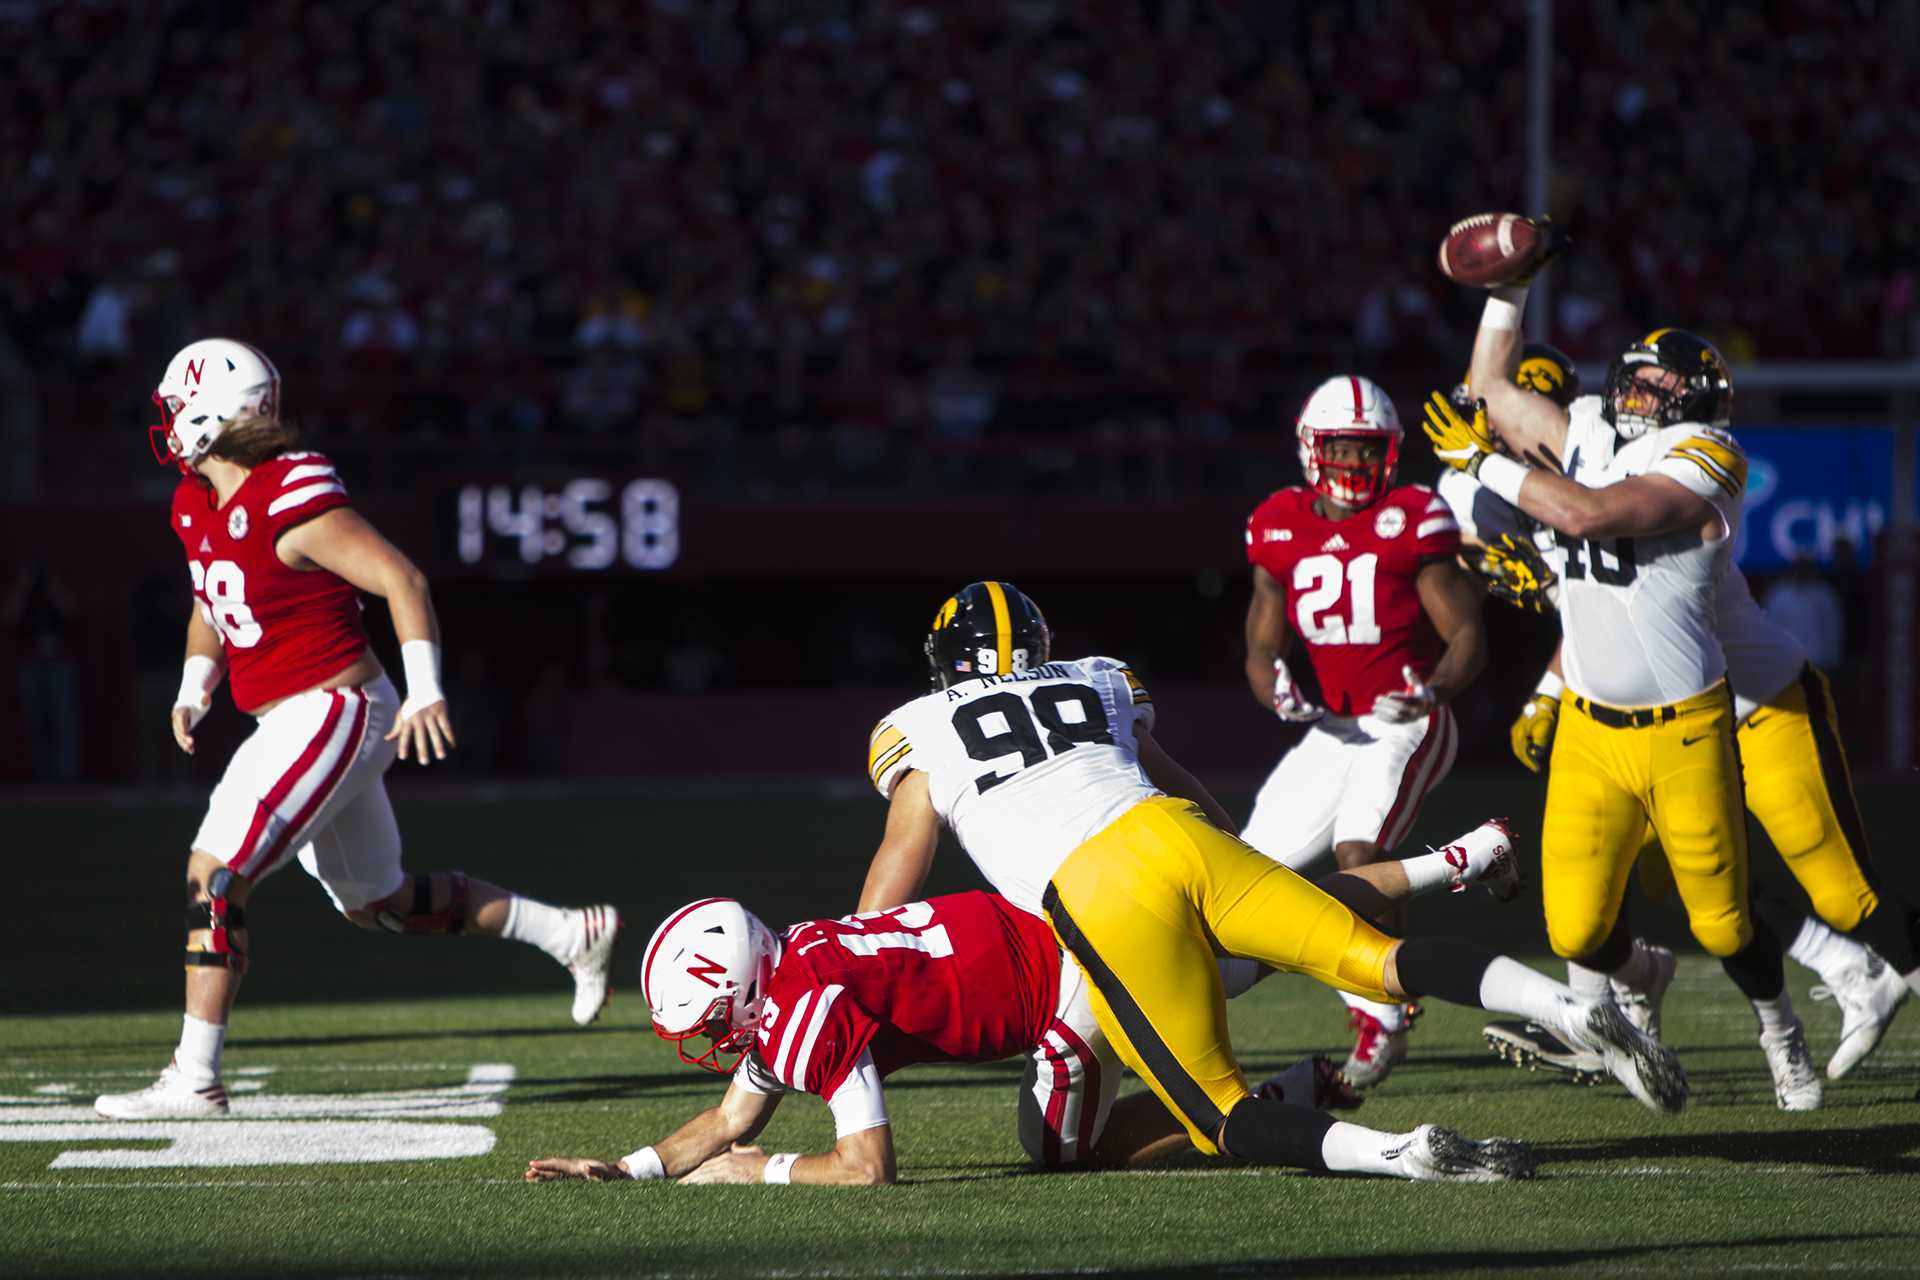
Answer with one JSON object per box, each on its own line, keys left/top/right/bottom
{"left": 642, "top": 896, "right": 733, "bottom": 1002}
{"left": 1349, "top": 376, "right": 1365, "bottom": 422}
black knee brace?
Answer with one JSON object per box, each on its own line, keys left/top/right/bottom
{"left": 376, "top": 872, "right": 470, "bottom": 935}
{"left": 185, "top": 867, "right": 248, "bottom": 973}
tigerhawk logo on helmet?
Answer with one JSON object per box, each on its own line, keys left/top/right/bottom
{"left": 923, "top": 581, "right": 1052, "bottom": 690}
{"left": 1295, "top": 375, "right": 1402, "bottom": 510}
{"left": 1602, "top": 328, "right": 1732, "bottom": 441}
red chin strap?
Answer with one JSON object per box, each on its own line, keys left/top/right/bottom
{"left": 655, "top": 999, "right": 756, "bottom": 1074}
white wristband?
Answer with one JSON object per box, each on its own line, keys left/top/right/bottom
{"left": 400, "top": 639, "right": 444, "bottom": 710}
{"left": 1534, "top": 671, "right": 1565, "bottom": 700}
{"left": 1476, "top": 453, "right": 1530, "bottom": 507}
{"left": 619, "top": 1146, "right": 665, "bottom": 1181}
{"left": 763, "top": 1152, "right": 800, "bottom": 1184}
{"left": 1481, "top": 284, "right": 1529, "bottom": 332}
{"left": 175, "top": 655, "right": 221, "bottom": 708}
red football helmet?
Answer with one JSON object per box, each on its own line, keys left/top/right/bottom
{"left": 641, "top": 897, "right": 780, "bottom": 1074}
{"left": 1296, "top": 375, "right": 1402, "bottom": 509}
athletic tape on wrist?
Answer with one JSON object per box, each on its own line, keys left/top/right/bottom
{"left": 620, "top": 1146, "right": 666, "bottom": 1181}
{"left": 175, "top": 655, "right": 220, "bottom": 710}
{"left": 400, "top": 639, "right": 443, "bottom": 709}
{"left": 763, "top": 1152, "right": 800, "bottom": 1184}
{"left": 1481, "top": 285, "right": 1529, "bottom": 332}
{"left": 1476, "top": 453, "right": 1530, "bottom": 507}
{"left": 1535, "top": 671, "right": 1565, "bottom": 700}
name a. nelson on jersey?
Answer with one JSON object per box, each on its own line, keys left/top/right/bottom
{"left": 943, "top": 663, "right": 1076, "bottom": 700}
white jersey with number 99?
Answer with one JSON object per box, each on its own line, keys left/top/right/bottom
{"left": 868, "top": 656, "right": 1159, "bottom": 914}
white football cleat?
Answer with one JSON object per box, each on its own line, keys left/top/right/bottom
{"left": 1343, "top": 1004, "right": 1415, "bottom": 1089}
{"left": 1442, "top": 818, "right": 1522, "bottom": 901}
{"left": 568, "top": 905, "right": 623, "bottom": 1026}
{"left": 1482, "top": 1020, "right": 1606, "bottom": 1085}
{"left": 1760, "top": 1019, "right": 1823, "bottom": 1111}
{"left": 1390, "top": 1124, "right": 1537, "bottom": 1183}
{"left": 1556, "top": 998, "right": 1688, "bottom": 1113}
{"left": 1817, "top": 951, "right": 1910, "bottom": 1079}
{"left": 94, "top": 1063, "right": 229, "bottom": 1119}
{"left": 1611, "top": 940, "right": 1677, "bottom": 1042}
{"left": 1254, "top": 1054, "right": 1364, "bottom": 1111}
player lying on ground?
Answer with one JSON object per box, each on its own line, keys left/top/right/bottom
{"left": 1448, "top": 346, "right": 1910, "bottom": 1086}
{"left": 852, "top": 583, "right": 1684, "bottom": 1171}
{"left": 526, "top": 885, "right": 1535, "bottom": 1188}
{"left": 96, "top": 339, "right": 621, "bottom": 1121}
{"left": 1238, "top": 374, "right": 1488, "bottom": 1087}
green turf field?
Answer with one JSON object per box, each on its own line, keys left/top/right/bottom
{"left": 6, "top": 774, "right": 1920, "bottom": 1276}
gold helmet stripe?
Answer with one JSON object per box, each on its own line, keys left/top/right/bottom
{"left": 983, "top": 580, "right": 1013, "bottom": 675}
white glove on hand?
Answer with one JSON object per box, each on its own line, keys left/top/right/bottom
{"left": 1271, "top": 658, "right": 1323, "bottom": 723}
{"left": 1372, "top": 665, "right": 1436, "bottom": 723}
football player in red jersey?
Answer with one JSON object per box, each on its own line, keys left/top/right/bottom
{"left": 525, "top": 890, "right": 1537, "bottom": 1186}
{"left": 95, "top": 339, "right": 623, "bottom": 1121}
{"left": 1239, "top": 375, "right": 1489, "bottom": 1087}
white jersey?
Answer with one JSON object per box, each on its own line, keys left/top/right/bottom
{"left": 1718, "top": 563, "right": 1808, "bottom": 720}
{"left": 1442, "top": 466, "right": 1807, "bottom": 723}
{"left": 868, "top": 656, "right": 1160, "bottom": 915}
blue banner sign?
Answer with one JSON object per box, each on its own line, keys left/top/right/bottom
{"left": 1734, "top": 426, "right": 1891, "bottom": 570}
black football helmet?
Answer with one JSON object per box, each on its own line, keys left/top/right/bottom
{"left": 1601, "top": 328, "right": 1732, "bottom": 440}
{"left": 1514, "top": 341, "right": 1581, "bottom": 408}
{"left": 923, "top": 582, "right": 1051, "bottom": 689}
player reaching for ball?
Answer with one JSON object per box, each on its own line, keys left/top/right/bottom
{"left": 94, "top": 339, "right": 622, "bottom": 1121}
{"left": 1237, "top": 375, "right": 1490, "bottom": 1087}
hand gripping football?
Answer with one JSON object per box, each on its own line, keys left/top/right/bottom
{"left": 1437, "top": 213, "right": 1549, "bottom": 287}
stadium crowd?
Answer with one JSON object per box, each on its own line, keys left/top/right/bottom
{"left": 4, "top": 0, "right": 1916, "bottom": 499}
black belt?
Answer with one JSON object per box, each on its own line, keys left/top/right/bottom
{"left": 1570, "top": 696, "right": 1677, "bottom": 729}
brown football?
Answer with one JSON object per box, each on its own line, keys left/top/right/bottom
{"left": 1437, "top": 212, "right": 1544, "bottom": 287}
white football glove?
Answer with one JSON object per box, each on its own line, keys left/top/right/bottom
{"left": 1372, "top": 665, "right": 1437, "bottom": 723}
{"left": 1271, "top": 658, "right": 1323, "bottom": 723}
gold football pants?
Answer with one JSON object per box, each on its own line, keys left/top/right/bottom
{"left": 1042, "top": 796, "right": 1397, "bottom": 1155}
{"left": 1638, "top": 664, "right": 1879, "bottom": 930}
{"left": 1542, "top": 681, "right": 1752, "bottom": 959}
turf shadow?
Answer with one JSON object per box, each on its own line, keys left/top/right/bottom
{"left": 1544, "top": 1122, "right": 1920, "bottom": 1174}
{"left": 230, "top": 1023, "right": 620, "bottom": 1050}
{"left": 1065, "top": 1232, "right": 1903, "bottom": 1278}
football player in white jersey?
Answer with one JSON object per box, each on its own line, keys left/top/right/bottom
{"left": 855, "top": 581, "right": 1685, "bottom": 1179}
{"left": 1454, "top": 467, "right": 1913, "bottom": 1083}
{"left": 1425, "top": 272, "right": 1818, "bottom": 1109}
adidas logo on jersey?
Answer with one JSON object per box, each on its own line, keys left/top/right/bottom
{"left": 1321, "top": 534, "right": 1350, "bottom": 551}
{"left": 199, "top": 536, "right": 213, "bottom": 554}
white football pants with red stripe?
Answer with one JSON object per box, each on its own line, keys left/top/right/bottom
{"left": 1240, "top": 704, "right": 1458, "bottom": 869}
{"left": 192, "top": 674, "right": 406, "bottom": 912}
{"left": 1018, "top": 950, "right": 1119, "bottom": 1168}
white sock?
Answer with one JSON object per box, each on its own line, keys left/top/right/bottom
{"left": 1340, "top": 990, "right": 1407, "bottom": 1032}
{"left": 1218, "top": 957, "right": 1269, "bottom": 999}
{"left": 175, "top": 1014, "right": 226, "bottom": 1084}
{"left": 1752, "top": 992, "right": 1797, "bottom": 1038}
{"left": 502, "top": 898, "right": 582, "bottom": 964}
{"left": 1787, "top": 916, "right": 1864, "bottom": 985}
{"left": 1565, "top": 960, "right": 1613, "bottom": 1001}
{"left": 1320, "top": 1120, "right": 1404, "bottom": 1176}
{"left": 1398, "top": 847, "right": 1460, "bottom": 896}
{"left": 1479, "top": 956, "right": 1582, "bottom": 1025}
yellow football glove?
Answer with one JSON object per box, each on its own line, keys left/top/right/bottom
{"left": 1475, "top": 532, "right": 1559, "bottom": 615}
{"left": 1422, "top": 391, "right": 1497, "bottom": 473}
{"left": 1509, "top": 693, "right": 1559, "bottom": 773}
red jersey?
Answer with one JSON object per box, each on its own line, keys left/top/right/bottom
{"left": 747, "top": 892, "right": 1060, "bottom": 1106}
{"left": 1244, "top": 484, "right": 1460, "bottom": 715}
{"left": 169, "top": 452, "right": 366, "bottom": 713}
